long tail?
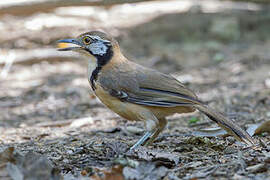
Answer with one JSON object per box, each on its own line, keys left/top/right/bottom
{"left": 193, "top": 104, "right": 255, "bottom": 145}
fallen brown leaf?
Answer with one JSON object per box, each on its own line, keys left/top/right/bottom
{"left": 255, "top": 121, "right": 270, "bottom": 135}
{"left": 91, "top": 165, "right": 124, "bottom": 180}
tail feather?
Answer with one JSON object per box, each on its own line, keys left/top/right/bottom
{"left": 194, "top": 104, "right": 255, "bottom": 145}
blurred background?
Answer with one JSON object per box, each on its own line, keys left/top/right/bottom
{"left": 0, "top": 0, "right": 269, "bottom": 179}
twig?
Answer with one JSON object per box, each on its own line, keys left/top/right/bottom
{"left": 0, "top": 50, "right": 15, "bottom": 79}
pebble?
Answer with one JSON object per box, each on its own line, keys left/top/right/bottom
{"left": 265, "top": 78, "right": 270, "bottom": 88}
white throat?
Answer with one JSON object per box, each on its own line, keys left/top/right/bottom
{"left": 87, "top": 59, "right": 96, "bottom": 82}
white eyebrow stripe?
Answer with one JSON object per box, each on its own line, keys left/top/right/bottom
{"left": 89, "top": 35, "right": 110, "bottom": 43}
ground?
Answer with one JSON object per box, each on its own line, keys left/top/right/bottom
{"left": 0, "top": 1, "right": 269, "bottom": 179}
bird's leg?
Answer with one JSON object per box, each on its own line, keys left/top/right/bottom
{"left": 129, "top": 118, "right": 157, "bottom": 150}
{"left": 129, "top": 131, "right": 154, "bottom": 150}
{"left": 143, "top": 117, "right": 167, "bottom": 146}
{"left": 130, "top": 117, "right": 167, "bottom": 150}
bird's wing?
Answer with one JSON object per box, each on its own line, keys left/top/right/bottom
{"left": 99, "top": 62, "right": 201, "bottom": 107}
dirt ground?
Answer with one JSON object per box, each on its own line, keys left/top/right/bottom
{"left": 0, "top": 1, "right": 269, "bottom": 179}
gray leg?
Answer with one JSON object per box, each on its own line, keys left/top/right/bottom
{"left": 130, "top": 131, "right": 154, "bottom": 150}
{"left": 129, "top": 117, "right": 167, "bottom": 150}
{"left": 144, "top": 117, "right": 167, "bottom": 146}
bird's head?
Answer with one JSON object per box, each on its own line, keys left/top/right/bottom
{"left": 58, "top": 31, "right": 119, "bottom": 66}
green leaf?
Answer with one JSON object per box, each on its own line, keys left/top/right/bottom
{"left": 189, "top": 117, "right": 199, "bottom": 124}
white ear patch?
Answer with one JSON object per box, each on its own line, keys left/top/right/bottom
{"left": 87, "top": 35, "right": 111, "bottom": 56}
{"left": 88, "top": 41, "right": 108, "bottom": 55}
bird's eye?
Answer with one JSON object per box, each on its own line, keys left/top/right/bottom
{"left": 83, "top": 36, "right": 91, "bottom": 45}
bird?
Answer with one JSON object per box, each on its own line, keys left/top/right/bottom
{"left": 57, "top": 31, "right": 255, "bottom": 150}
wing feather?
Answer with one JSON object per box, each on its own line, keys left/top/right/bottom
{"left": 103, "top": 61, "right": 201, "bottom": 107}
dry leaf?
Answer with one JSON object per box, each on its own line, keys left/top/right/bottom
{"left": 91, "top": 165, "right": 124, "bottom": 180}
{"left": 254, "top": 121, "right": 270, "bottom": 135}
{"left": 246, "top": 121, "right": 270, "bottom": 136}
{"left": 192, "top": 127, "right": 227, "bottom": 137}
